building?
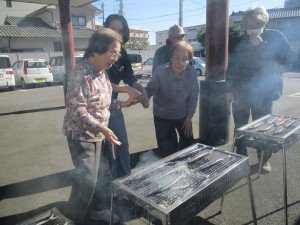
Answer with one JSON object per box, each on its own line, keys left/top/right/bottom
{"left": 129, "top": 26, "right": 149, "bottom": 44}
{"left": 0, "top": 1, "right": 100, "bottom": 53}
{"left": 230, "top": 4, "right": 300, "bottom": 67}
{"left": 155, "top": 24, "right": 205, "bottom": 46}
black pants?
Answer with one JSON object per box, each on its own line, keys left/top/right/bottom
{"left": 154, "top": 116, "right": 195, "bottom": 158}
{"left": 64, "top": 138, "right": 103, "bottom": 225}
{"left": 233, "top": 96, "right": 273, "bottom": 163}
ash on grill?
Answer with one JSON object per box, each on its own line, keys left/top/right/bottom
{"left": 111, "top": 143, "right": 256, "bottom": 225}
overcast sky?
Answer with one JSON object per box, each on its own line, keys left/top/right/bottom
{"left": 94, "top": 0, "right": 286, "bottom": 45}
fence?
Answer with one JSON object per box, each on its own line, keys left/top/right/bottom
{"left": 5, "top": 49, "right": 156, "bottom": 65}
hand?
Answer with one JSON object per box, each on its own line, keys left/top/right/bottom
{"left": 121, "top": 98, "right": 135, "bottom": 108}
{"left": 139, "top": 95, "right": 150, "bottom": 108}
{"left": 101, "top": 126, "right": 122, "bottom": 146}
{"left": 249, "top": 35, "right": 263, "bottom": 46}
{"left": 182, "top": 117, "right": 193, "bottom": 137}
{"left": 126, "top": 86, "right": 142, "bottom": 101}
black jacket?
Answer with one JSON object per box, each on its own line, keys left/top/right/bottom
{"left": 226, "top": 29, "right": 290, "bottom": 101}
{"left": 106, "top": 47, "right": 137, "bottom": 99}
{"left": 152, "top": 39, "right": 173, "bottom": 73}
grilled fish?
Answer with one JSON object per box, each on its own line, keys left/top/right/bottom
{"left": 248, "top": 121, "right": 264, "bottom": 130}
{"left": 267, "top": 116, "right": 278, "bottom": 124}
{"left": 199, "top": 158, "right": 224, "bottom": 170}
{"left": 187, "top": 151, "right": 210, "bottom": 164}
{"left": 273, "top": 126, "right": 284, "bottom": 134}
{"left": 284, "top": 119, "right": 296, "bottom": 127}
{"left": 258, "top": 124, "right": 274, "bottom": 132}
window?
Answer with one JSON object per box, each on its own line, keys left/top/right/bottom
{"left": 6, "top": 0, "right": 12, "bottom": 7}
{"left": 72, "top": 16, "right": 86, "bottom": 26}
{"left": 54, "top": 42, "right": 62, "bottom": 51}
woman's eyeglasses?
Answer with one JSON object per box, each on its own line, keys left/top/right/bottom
{"left": 171, "top": 57, "right": 189, "bottom": 64}
{"left": 107, "top": 51, "right": 122, "bottom": 60}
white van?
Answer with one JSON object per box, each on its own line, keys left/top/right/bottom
{"left": 0, "top": 55, "right": 15, "bottom": 91}
{"left": 50, "top": 54, "right": 84, "bottom": 82}
{"left": 12, "top": 59, "right": 53, "bottom": 88}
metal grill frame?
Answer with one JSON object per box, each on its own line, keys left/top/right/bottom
{"left": 111, "top": 143, "right": 251, "bottom": 225}
{"left": 236, "top": 114, "right": 300, "bottom": 143}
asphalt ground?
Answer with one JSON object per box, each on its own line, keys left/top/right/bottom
{"left": 0, "top": 73, "right": 300, "bottom": 225}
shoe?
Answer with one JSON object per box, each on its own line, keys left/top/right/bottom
{"left": 90, "top": 209, "right": 120, "bottom": 223}
{"left": 261, "top": 161, "right": 272, "bottom": 173}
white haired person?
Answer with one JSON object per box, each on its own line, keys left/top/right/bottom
{"left": 226, "top": 6, "right": 290, "bottom": 173}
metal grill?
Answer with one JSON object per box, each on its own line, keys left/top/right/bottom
{"left": 111, "top": 143, "right": 251, "bottom": 225}
{"left": 17, "top": 208, "right": 72, "bottom": 225}
{"left": 236, "top": 114, "right": 300, "bottom": 143}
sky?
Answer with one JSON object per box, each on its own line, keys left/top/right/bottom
{"left": 94, "top": 0, "right": 286, "bottom": 45}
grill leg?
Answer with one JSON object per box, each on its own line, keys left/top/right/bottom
{"left": 282, "top": 145, "right": 288, "bottom": 225}
{"left": 219, "top": 195, "right": 225, "bottom": 214}
{"left": 247, "top": 174, "right": 257, "bottom": 225}
{"left": 257, "top": 151, "right": 264, "bottom": 178}
{"left": 109, "top": 192, "right": 116, "bottom": 225}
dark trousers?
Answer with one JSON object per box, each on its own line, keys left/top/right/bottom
{"left": 154, "top": 116, "right": 195, "bottom": 158}
{"left": 107, "top": 109, "right": 131, "bottom": 179}
{"left": 64, "top": 138, "right": 103, "bottom": 225}
{"left": 233, "top": 96, "right": 273, "bottom": 163}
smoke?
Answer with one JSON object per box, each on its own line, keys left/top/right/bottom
{"left": 134, "top": 150, "right": 162, "bottom": 169}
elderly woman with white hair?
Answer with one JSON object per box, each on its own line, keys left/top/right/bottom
{"left": 226, "top": 6, "right": 290, "bottom": 173}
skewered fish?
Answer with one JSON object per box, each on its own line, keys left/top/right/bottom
{"left": 258, "top": 124, "right": 274, "bottom": 132}
{"left": 273, "top": 126, "right": 284, "bottom": 134}
{"left": 187, "top": 151, "right": 210, "bottom": 164}
{"left": 284, "top": 119, "right": 296, "bottom": 127}
{"left": 248, "top": 121, "right": 264, "bottom": 129}
{"left": 199, "top": 158, "right": 224, "bottom": 170}
{"left": 267, "top": 116, "right": 278, "bottom": 124}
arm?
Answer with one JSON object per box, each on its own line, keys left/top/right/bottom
{"left": 182, "top": 72, "right": 199, "bottom": 137}
{"left": 111, "top": 83, "right": 141, "bottom": 102}
{"left": 133, "top": 81, "right": 149, "bottom": 108}
{"left": 66, "top": 73, "right": 104, "bottom": 135}
{"left": 145, "top": 68, "right": 161, "bottom": 99}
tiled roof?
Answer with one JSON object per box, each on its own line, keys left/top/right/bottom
{"left": 230, "top": 7, "right": 300, "bottom": 22}
{"left": 0, "top": 16, "right": 95, "bottom": 39}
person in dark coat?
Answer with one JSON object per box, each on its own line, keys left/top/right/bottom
{"left": 226, "top": 6, "right": 290, "bottom": 173}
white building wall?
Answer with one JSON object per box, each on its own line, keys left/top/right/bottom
{"left": 156, "top": 25, "right": 203, "bottom": 45}
{"left": 10, "top": 38, "right": 55, "bottom": 51}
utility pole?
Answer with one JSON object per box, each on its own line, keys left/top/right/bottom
{"left": 179, "top": 0, "right": 183, "bottom": 26}
{"left": 101, "top": 2, "right": 105, "bottom": 23}
{"left": 116, "top": 0, "right": 124, "bottom": 16}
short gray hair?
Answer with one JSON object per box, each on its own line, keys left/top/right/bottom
{"left": 242, "top": 6, "right": 269, "bottom": 26}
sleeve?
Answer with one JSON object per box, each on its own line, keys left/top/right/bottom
{"left": 145, "top": 67, "right": 161, "bottom": 99}
{"left": 120, "top": 48, "right": 138, "bottom": 86}
{"left": 271, "top": 30, "right": 290, "bottom": 65}
{"left": 225, "top": 41, "right": 243, "bottom": 93}
{"left": 186, "top": 70, "right": 199, "bottom": 118}
{"left": 152, "top": 50, "right": 159, "bottom": 73}
{"left": 65, "top": 71, "right": 104, "bottom": 135}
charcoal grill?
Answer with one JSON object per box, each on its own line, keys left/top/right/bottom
{"left": 17, "top": 208, "right": 72, "bottom": 225}
{"left": 235, "top": 114, "right": 300, "bottom": 225}
{"left": 110, "top": 143, "right": 257, "bottom": 225}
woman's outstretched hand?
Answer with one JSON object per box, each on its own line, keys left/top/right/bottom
{"left": 101, "top": 126, "right": 122, "bottom": 146}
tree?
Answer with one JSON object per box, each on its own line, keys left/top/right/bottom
{"left": 196, "top": 22, "right": 244, "bottom": 53}
{"left": 125, "top": 40, "right": 149, "bottom": 50}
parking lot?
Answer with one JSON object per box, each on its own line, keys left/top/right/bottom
{"left": 0, "top": 73, "right": 300, "bottom": 225}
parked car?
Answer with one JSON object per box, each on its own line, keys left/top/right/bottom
{"left": 128, "top": 53, "right": 143, "bottom": 79}
{"left": 0, "top": 55, "right": 15, "bottom": 91}
{"left": 12, "top": 59, "right": 53, "bottom": 88}
{"left": 193, "top": 57, "right": 205, "bottom": 76}
{"left": 143, "top": 57, "right": 153, "bottom": 76}
{"left": 50, "top": 53, "right": 84, "bottom": 82}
